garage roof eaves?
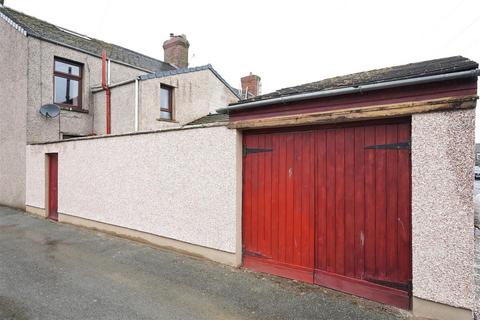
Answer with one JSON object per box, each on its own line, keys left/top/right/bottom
{"left": 219, "top": 56, "right": 479, "bottom": 113}
{"left": 218, "top": 66, "right": 480, "bottom": 114}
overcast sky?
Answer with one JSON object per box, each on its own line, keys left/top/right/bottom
{"left": 6, "top": 0, "right": 480, "bottom": 139}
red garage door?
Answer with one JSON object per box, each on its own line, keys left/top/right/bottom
{"left": 242, "top": 119, "right": 411, "bottom": 309}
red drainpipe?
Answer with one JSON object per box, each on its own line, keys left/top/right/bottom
{"left": 101, "top": 49, "right": 111, "bottom": 134}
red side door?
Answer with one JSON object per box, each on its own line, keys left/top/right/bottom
{"left": 48, "top": 153, "right": 58, "bottom": 221}
{"left": 242, "top": 131, "right": 316, "bottom": 282}
{"left": 242, "top": 120, "right": 412, "bottom": 309}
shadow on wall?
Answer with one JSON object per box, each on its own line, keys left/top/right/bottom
{"left": 475, "top": 181, "right": 480, "bottom": 228}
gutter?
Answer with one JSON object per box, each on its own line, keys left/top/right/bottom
{"left": 217, "top": 69, "right": 480, "bottom": 114}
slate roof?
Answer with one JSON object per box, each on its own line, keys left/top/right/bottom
{"left": 0, "top": 6, "right": 175, "bottom": 73}
{"left": 232, "top": 56, "right": 478, "bottom": 105}
{"left": 140, "top": 64, "right": 241, "bottom": 99}
{"left": 187, "top": 113, "right": 229, "bottom": 126}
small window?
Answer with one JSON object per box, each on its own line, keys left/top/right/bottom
{"left": 54, "top": 58, "right": 83, "bottom": 109}
{"left": 160, "top": 85, "right": 173, "bottom": 120}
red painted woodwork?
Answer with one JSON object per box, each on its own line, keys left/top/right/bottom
{"left": 243, "top": 255, "right": 314, "bottom": 283}
{"left": 242, "top": 119, "right": 412, "bottom": 309}
{"left": 230, "top": 78, "right": 477, "bottom": 122}
{"left": 48, "top": 153, "right": 58, "bottom": 221}
{"left": 243, "top": 132, "right": 315, "bottom": 270}
{"left": 314, "top": 269, "right": 410, "bottom": 309}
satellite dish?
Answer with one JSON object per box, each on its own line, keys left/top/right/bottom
{"left": 39, "top": 104, "right": 60, "bottom": 118}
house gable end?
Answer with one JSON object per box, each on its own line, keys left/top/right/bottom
{"left": 0, "top": 6, "right": 27, "bottom": 36}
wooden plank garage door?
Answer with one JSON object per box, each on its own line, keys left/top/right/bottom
{"left": 242, "top": 119, "right": 411, "bottom": 309}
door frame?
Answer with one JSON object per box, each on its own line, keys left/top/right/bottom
{"left": 46, "top": 153, "right": 58, "bottom": 221}
{"left": 241, "top": 118, "right": 412, "bottom": 309}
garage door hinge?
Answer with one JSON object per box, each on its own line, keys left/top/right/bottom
{"left": 243, "top": 145, "right": 273, "bottom": 157}
{"left": 365, "top": 140, "right": 411, "bottom": 150}
{"left": 365, "top": 278, "right": 412, "bottom": 291}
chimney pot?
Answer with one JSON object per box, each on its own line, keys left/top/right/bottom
{"left": 163, "top": 34, "right": 190, "bottom": 69}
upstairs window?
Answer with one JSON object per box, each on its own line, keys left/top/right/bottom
{"left": 160, "top": 84, "right": 173, "bottom": 120}
{"left": 54, "top": 58, "right": 83, "bottom": 110}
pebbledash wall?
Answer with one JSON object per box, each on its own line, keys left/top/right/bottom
{"left": 411, "top": 108, "right": 475, "bottom": 316}
{"left": 0, "top": 13, "right": 28, "bottom": 208}
{"left": 25, "top": 124, "right": 243, "bottom": 266}
{"left": 23, "top": 108, "right": 475, "bottom": 317}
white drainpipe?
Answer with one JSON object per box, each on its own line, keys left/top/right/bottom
{"left": 134, "top": 78, "right": 139, "bottom": 132}
{"left": 107, "top": 59, "right": 111, "bottom": 85}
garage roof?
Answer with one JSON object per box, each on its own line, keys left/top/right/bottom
{"left": 187, "top": 113, "right": 229, "bottom": 126}
{"left": 231, "top": 56, "right": 478, "bottom": 106}
{"left": 0, "top": 6, "right": 175, "bottom": 73}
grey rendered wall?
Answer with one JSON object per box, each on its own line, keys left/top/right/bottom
{"left": 92, "top": 69, "right": 239, "bottom": 135}
{"left": 0, "top": 17, "right": 28, "bottom": 208}
{"left": 26, "top": 37, "right": 146, "bottom": 143}
{"left": 205, "top": 70, "right": 240, "bottom": 114}
{"left": 412, "top": 108, "right": 475, "bottom": 310}
{"left": 93, "top": 82, "right": 136, "bottom": 135}
{"left": 138, "top": 69, "right": 238, "bottom": 131}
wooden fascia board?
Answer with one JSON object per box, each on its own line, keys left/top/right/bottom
{"left": 228, "top": 96, "right": 478, "bottom": 129}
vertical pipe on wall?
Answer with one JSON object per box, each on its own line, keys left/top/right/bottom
{"left": 134, "top": 79, "right": 139, "bottom": 132}
{"left": 107, "top": 59, "right": 111, "bottom": 85}
{"left": 101, "top": 50, "right": 111, "bottom": 134}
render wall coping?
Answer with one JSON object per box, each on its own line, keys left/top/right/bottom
{"left": 28, "top": 122, "right": 230, "bottom": 146}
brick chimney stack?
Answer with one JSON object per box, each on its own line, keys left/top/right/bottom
{"left": 163, "top": 34, "right": 190, "bottom": 69}
{"left": 241, "top": 73, "right": 261, "bottom": 98}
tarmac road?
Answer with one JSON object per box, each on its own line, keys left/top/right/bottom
{"left": 0, "top": 206, "right": 410, "bottom": 320}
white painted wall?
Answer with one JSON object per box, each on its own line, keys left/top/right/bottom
{"left": 26, "top": 125, "right": 241, "bottom": 253}
{"left": 412, "top": 109, "right": 475, "bottom": 310}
